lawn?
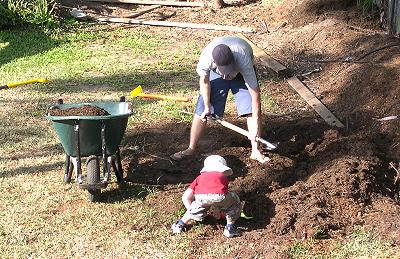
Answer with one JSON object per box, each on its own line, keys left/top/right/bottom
{"left": 0, "top": 25, "right": 202, "bottom": 258}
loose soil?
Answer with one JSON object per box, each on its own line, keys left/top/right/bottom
{"left": 48, "top": 105, "right": 110, "bottom": 116}
{"left": 60, "top": 0, "right": 400, "bottom": 257}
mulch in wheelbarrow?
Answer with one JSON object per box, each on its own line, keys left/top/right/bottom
{"left": 49, "top": 105, "right": 110, "bottom": 116}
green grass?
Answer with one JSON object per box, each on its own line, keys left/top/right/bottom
{"left": 0, "top": 0, "right": 56, "bottom": 28}
{"left": 174, "top": 207, "right": 186, "bottom": 218}
{"left": 357, "top": 0, "right": 375, "bottom": 15}
{"left": 286, "top": 227, "right": 396, "bottom": 259}
{"left": 287, "top": 242, "right": 308, "bottom": 258}
{"left": 0, "top": 27, "right": 195, "bottom": 89}
{"left": 0, "top": 25, "right": 198, "bottom": 120}
{"left": 332, "top": 228, "right": 394, "bottom": 258}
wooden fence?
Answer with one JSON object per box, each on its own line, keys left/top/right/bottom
{"left": 376, "top": 0, "right": 400, "bottom": 35}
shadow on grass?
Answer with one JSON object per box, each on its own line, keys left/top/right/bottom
{"left": 0, "top": 29, "right": 60, "bottom": 67}
{"left": 0, "top": 161, "right": 64, "bottom": 178}
{"left": 36, "top": 68, "right": 197, "bottom": 97}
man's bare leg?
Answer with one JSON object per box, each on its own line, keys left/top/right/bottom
{"left": 247, "top": 116, "right": 270, "bottom": 163}
{"left": 188, "top": 115, "right": 207, "bottom": 152}
{"left": 171, "top": 115, "right": 206, "bottom": 159}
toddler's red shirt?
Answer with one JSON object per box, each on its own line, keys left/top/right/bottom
{"left": 189, "top": 171, "right": 228, "bottom": 194}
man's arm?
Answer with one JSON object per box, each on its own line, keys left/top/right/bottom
{"left": 199, "top": 75, "right": 212, "bottom": 120}
{"left": 247, "top": 86, "right": 262, "bottom": 141}
{"left": 239, "top": 54, "right": 261, "bottom": 141}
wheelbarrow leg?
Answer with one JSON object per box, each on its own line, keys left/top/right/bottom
{"left": 116, "top": 95, "right": 126, "bottom": 183}
{"left": 115, "top": 148, "right": 124, "bottom": 183}
{"left": 74, "top": 122, "right": 83, "bottom": 184}
{"left": 64, "top": 154, "right": 73, "bottom": 183}
{"left": 61, "top": 101, "right": 74, "bottom": 184}
{"left": 110, "top": 160, "right": 120, "bottom": 182}
{"left": 101, "top": 121, "right": 111, "bottom": 183}
{"left": 113, "top": 96, "right": 126, "bottom": 183}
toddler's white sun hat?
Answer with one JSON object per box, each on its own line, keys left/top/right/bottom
{"left": 200, "top": 155, "right": 231, "bottom": 173}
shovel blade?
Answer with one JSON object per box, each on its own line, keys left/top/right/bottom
{"left": 257, "top": 138, "right": 278, "bottom": 150}
{"left": 130, "top": 85, "right": 191, "bottom": 102}
{"left": 130, "top": 85, "right": 143, "bottom": 97}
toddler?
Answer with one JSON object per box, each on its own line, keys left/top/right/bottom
{"left": 171, "top": 155, "right": 241, "bottom": 237}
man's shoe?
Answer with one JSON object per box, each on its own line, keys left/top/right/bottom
{"left": 171, "top": 221, "right": 186, "bottom": 234}
{"left": 170, "top": 149, "right": 194, "bottom": 161}
{"left": 223, "top": 225, "right": 241, "bottom": 238}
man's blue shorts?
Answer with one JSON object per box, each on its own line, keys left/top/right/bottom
{"left": 194, "top": 73, "right": 252, "bottom": 118}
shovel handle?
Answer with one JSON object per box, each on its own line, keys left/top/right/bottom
{"left": 215, "top": 117, "right": 277, "bottom": 150}
{"left": 136, "top": 93, "right": 191, "bottom": 102}
{"left": 217, "top": 119, "right": 249, "bottom": 136}
{"left": 1, "top": 78, "right": 48, "bottom": 90}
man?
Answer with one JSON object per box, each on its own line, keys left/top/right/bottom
{"left": 171, "top": 36, "right": 269, "bottom": 164}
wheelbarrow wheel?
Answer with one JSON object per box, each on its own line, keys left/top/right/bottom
{"left": 86, "top": 155, "right": 101, "bottom": 202}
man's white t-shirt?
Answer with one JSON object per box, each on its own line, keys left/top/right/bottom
{"left": 196, "top": 36, "right": 258, "bottom": 89}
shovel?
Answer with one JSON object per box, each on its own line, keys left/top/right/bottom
{"left": 130, "top": 85, "right": 191, "bottom": 102}
{"left": 0, "top": 78, "right": 48, "bottom": 90}
{"left": 209, "top": 114, "right": 278, "bottom": 150}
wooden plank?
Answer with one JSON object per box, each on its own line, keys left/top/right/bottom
{"left": 90, "top": 0, "right": 205, "bottom": 7}
{"left": 95, "top": 17, "right": 255, "bottom": 33}
{"left": 126, "top": 5, "right": 161, "bottom": 18}
{"left": 287, "top": 76, "right": 344, "bottom": 128}
{"left": 388, "top": 0, "right": 395, "bottom": 34}
{"left": 238, "top": 34, "right": 287, "bottom": 74}
{"left": 393, "top": 0, "right": 400, "bottom": 35}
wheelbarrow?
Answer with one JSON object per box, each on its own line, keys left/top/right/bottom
{"left": 46, "top": 97, "right": 134, "bottom": 202}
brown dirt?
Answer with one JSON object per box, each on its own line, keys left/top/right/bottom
{"left": 60, "top": 0, "right": 400, "bottom": 256}
{"left": 48, "top": 105, "right": 110, "bottom": 116}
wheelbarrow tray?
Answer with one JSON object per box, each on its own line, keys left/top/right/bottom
{"left": 46, "top": 102, "right": 133, "bottom": 157}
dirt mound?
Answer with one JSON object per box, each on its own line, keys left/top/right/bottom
{"left": 124, "top": 117, "right": 399, "bottom": 252}
{"left": 286, "top": 0, "right": 356, "bottom": 28}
